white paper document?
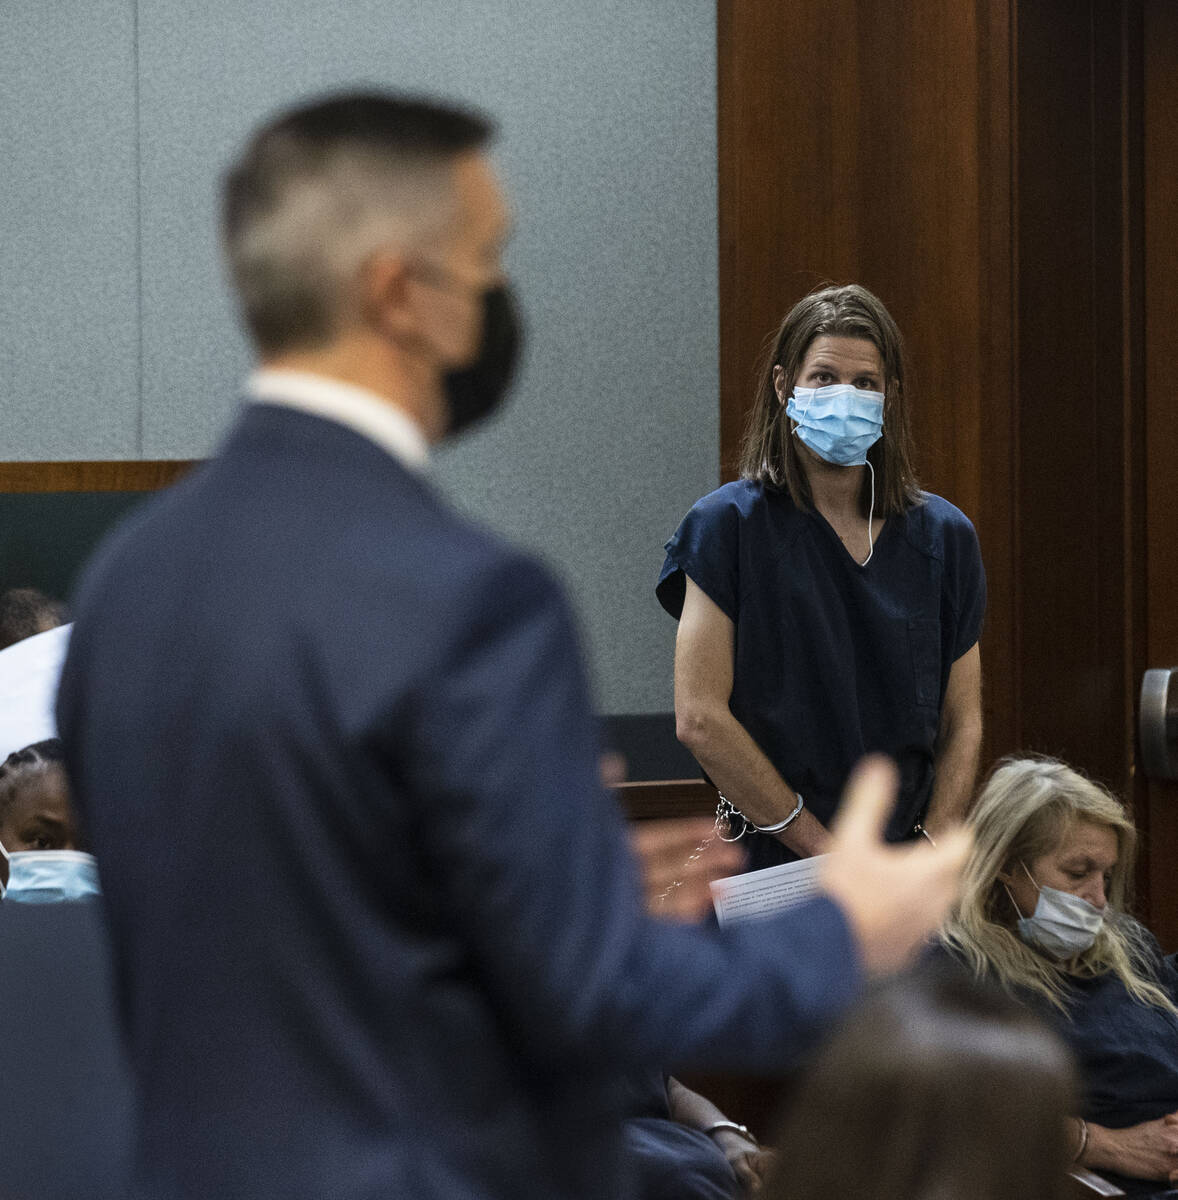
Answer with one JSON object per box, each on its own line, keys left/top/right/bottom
{"left": 0, "top": 623, "right": 72, "bottom": 760}
{"left": 710, "top": 854, "right": 826, "bottom": 927}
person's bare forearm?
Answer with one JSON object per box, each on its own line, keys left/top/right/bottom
{"left": 924, "top": 716, "right": 981, "bottom": 834}
{"left": 680, "top": 706, "right": 830, "bottom": 858}
{"left": 666, "top": 1076, "right": 729, "bottom": 1131}
{"left": 1083, "top": 1116, "right": 1178, "bottom": 1183}
{"left": 923, "top": 645, "right": 983, "bottom": 836}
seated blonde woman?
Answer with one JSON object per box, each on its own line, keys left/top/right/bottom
{"left": 939, "top": 757, "right": 1178, "bottom": 1192}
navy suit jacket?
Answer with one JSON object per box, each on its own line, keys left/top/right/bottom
{"left": 0, "top": 899, "right": 135, "bottom": 1200}
{"left": 57, "top": 402, "right": 861, "bottom": 1200}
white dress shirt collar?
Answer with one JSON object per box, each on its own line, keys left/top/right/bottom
{"left": 247, "top": 369, "right": 430, "bottom": 471}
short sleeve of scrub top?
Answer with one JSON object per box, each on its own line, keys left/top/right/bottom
{"left": 657, "top": 480, "right": 986, "bottom": 870}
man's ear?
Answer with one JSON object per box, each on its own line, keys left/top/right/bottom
{"left": 772, "top": 365, "right": 788, "bottom": 405}
{"left": 360, "top": 250, "right": 416, "bottom": 339}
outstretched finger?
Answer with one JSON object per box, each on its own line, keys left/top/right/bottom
{"left": 730, "top": 1155, "right": 758, "bottom": 1189}
{"left": 829, "top": 754, "right": 899, "bottom": 848}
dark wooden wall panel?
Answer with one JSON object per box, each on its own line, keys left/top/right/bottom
{"left": 1143, "top": 4, "right": 1178, "bottom": 665}
{"left": 1013, "top": 2, "right": 1142, "bottom": 794}
{"left": 720, "top": 3, "right": 988, "bottom": 498}
{"left": 1014, "top": 3, "right": 1107, "bottom": 775}
{"left": 718, "top": 0, "right": 1017, "bottom": 766}
{"left": 718, "top": 0, "right": 1155, "bottom": 805}
{"left": 1140, "top": 0, "right": 1178, "bottom": 944}
{"left": 976, "top": 0, "right": 1019, "bottom": 763}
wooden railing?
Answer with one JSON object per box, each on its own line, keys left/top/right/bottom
{"left": 615, "top": 777, "right": 715, "bottom": 822}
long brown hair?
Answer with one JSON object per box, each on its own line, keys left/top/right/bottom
{"left": 738, "top": 284, "right": 922, "bottom": 517}
{"left": 764, "top": 967, "right": 1078, "bottom": 1200}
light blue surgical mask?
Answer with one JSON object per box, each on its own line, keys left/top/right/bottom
{"left": 786, "top": 384, "right": 885, "bottom": 467}
{"left": 1007, "top": 863, "right": 1104, "bottom": 960}
{"left": 4, "top": 850, "right": 102, "bottom": 904}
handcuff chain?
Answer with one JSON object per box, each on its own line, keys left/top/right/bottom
{"left": 654, "top": 791, "right": 748, "bottom": 909}
{"left": 654, "top": 832, "right": 714, "bottom": 908}
{"left": 714, "top": 791, "right": 750, "bottom": 843}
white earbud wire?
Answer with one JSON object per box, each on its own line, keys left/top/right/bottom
{"left": 862, "top": 459, "right": 876, "bottom": 566}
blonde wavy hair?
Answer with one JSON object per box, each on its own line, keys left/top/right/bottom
{"left": 941, "top": 757, "right": 1175, "bottom": 1015}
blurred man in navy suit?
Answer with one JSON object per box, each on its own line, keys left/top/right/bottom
{"left": 57, "top": 91, "right": 968, "bottom": 1200}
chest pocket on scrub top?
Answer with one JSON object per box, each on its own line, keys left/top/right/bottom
{"left": 907, "top": 618, "right": 942, "bottom": 708}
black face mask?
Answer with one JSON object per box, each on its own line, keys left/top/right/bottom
{"left": 442, "top": 284, "right": 522, "bottom": 437}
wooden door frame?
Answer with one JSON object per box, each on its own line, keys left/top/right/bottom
{"left": 1138, "top": 0, "right": 1178, "bottom": 946}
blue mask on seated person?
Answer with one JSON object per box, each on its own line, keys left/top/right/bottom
{"left": 1009, "top": 863, "right": 1104, "bottom": 960}
{"left": 786, "top": 384, "right": 885, "bottom": 466}
{"left": 4, "top": 850, "right": 102, "bottom": 903}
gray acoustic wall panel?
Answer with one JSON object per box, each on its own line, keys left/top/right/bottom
{"left": 136, "top": 0, "right": 717, "bottom": 713}
{"left": 4, "top": 2, "right": 719, "bottom": 714}
{"left": 0, "top": 1, "right": 140, "bottom": 459}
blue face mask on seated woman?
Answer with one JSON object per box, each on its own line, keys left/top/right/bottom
{"left": 1008, "top": 862, "right": 1105, "bottom": 960}
{"left": 786, "top": 384, "right": 885, "bottom": 466}
{"left": 2, "top": 849, "right": 102, "bottom": 903}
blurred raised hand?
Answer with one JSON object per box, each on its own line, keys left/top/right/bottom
{"left": 821, "top": 755, "right": 971, "bottom": 975}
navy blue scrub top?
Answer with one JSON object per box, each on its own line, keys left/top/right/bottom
{"left": 931, "top": 934, "right": 1178, "bottom": 1196}
{"left": 657, "top": 480, "right": 985, "bottom": 868}
{"left": 1027, "top": 938, "right": 1178, "bottom": 1196}
{"left": 1049, "top": 942, "right": 1178, "bottom": 1133}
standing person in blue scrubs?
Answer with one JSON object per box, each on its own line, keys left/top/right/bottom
{"left": 659, "top": 284, "right": 985, "bottom": 871}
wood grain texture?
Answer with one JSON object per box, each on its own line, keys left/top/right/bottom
{"left": 1012, "top": 1, "right": 1143, "bottom": 801}
{"left": 1140, "top": 0, "right": 1178, "bottom": 946}
{"left": 1144, "top": 2, "right": 1178, "bottom": 659}
{"left": 976, "top": 0, "right": 1018, "bottom": 762}
{"left": 0, "top": 461, "right": 195, "bottom": 493}
{"left": 616, "top": 778, "right": 714, "bottom": 822}
{"left": 718, "top": 0, "right": 1015, "bottom": 767}
{"left": 717, "top": 0, "right": 1173, "bottom": 872}
{"left": 718, "top": 1, "right": 986, "bottom": 495}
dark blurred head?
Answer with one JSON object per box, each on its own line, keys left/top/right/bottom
{"left": 763, "top": 964, "right": 1078, "bottom": 1200}
{"left": 0, "top": 739, "right": 86, "bottom": 854}
{"left": 0, "top": 588, "right": 68, "bottom": 651}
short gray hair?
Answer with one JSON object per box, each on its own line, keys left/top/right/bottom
{"left": 222, "top": 91, "right": 493, "bottom": 355}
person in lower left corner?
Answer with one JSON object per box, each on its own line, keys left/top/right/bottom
{"left": 0, "top": 738, "right": 99, "bottom": 903}
{"left": 0, "top": 587, "right": 68, "bottom": 652}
